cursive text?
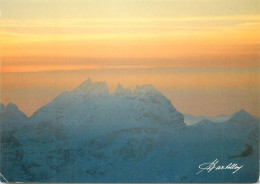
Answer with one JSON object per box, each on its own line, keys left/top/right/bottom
{"left": 196, "top": 159, "right": 243, "bottom": 174}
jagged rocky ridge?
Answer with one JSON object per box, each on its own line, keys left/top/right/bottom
{"left": 0, "top": 79, "right": 259, "bottom": 183}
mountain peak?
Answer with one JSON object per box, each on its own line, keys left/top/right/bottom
{"left": 6, "top": 102, "right": 18, "bottom": 110}
{"left": 0, "top": 102, "right": 28, "bottom": 122}
{"left": 0, "top": 103, "right": 19, "bottom": 113}
{"left": 76, "top": 78, "right": 93, "bottom": 90}
{"left": 233, "top": 109, "right": 250, "bottom": 116}
{"left": 134, "top": 84, "right": 160, "bottom": 96}
{"left": 117, "top": 83, "right": 123, "bottom": 90}
{"left": 0, "top": 103, "right": 4, "bottom": 109}
{"left": 114, "top": 83, "right": 131, "bottom": 96}
{"left": 74, "top": 78, "right": 109, "bottom": 96}
{"left": 230, "top": 109, "right": 255, "bottom": 122}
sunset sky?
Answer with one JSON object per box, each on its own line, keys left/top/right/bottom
{"left": 0, "top": 0, "right": 259, "bottom": 117}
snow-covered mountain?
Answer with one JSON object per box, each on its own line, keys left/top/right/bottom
{"left": 184, "top": 113, "right": 232, "bottom": 125}
{"left": 29, "top": 78, "right": 184, "bottom": 130}
{"left": 0, "top": 79, "right": 259, "bottom": 183}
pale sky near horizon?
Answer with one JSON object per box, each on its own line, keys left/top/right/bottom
{"left": 0, "top": 0, "right": 259, "bottom": 117}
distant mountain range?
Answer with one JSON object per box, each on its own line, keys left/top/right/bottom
{"left": 0, "top": 78, "right": 259, "bottom": 183}
{"left": 183, "top": 113, "right": 232, "bottom": 125}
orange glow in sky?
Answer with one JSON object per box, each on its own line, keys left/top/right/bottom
{"left": 0, "top": 0, "right": 259, "bottom": 116}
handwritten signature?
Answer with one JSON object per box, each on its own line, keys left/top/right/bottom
{"left": 196, "top": 159, "right": 243, "bottom": 174}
